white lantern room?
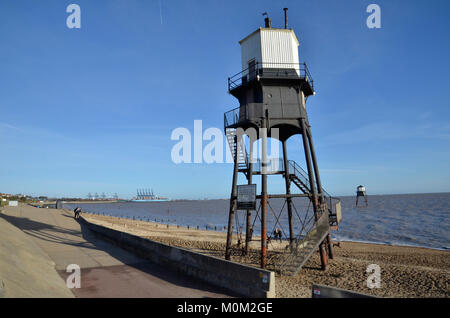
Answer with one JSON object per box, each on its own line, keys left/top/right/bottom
{"left": 357, "top": 185, "right": 366, "bottom": 193}
{"left": 239, "top": 27, "right": 300, "bottom": 73}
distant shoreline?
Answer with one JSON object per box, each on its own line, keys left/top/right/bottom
{"left": 21, "top": 192, "right": 450, "bottom": 205}
{"left": 59, "top": 200, "right": 122, "bottom": 204}
{"left": 62, "top": 192, "right": 450, "bottom": 202}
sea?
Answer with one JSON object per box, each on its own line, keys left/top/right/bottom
{"left": 65, "top": 192, "right": 450, "bottom": 251}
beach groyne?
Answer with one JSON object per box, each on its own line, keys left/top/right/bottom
{"left": 79, "top": 216, "right": 275, "bottom": 298}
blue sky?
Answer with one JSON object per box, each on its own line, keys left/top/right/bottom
{"left": 1, "top": 0, "right": 450, "bottom": 199}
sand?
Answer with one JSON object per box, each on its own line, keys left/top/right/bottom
{"left": 82, "top": 212, "right": 449, "bottom": 298}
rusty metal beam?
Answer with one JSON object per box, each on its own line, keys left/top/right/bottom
{"left": 300, "top": 118, "right": 328, "bottom": 270}
{"left": 225, "top": 136, "right": 239, "bottom": 261}
{"left": 282, "top": 140, "right": 295, "bottom": 244}
{"left": 260, "top": 117, "right": 268, "bottom": 269}
{"left": 245, "top": 140, "right": 254, "bottom": 255}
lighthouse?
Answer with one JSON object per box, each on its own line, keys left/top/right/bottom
{"left": 224, "top": 9, "right": 342, "bottom": 272}
{"left": 356, "top": 185, "right": 368, "bottom": 207}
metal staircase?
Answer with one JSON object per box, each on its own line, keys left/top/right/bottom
{"left": 225, "top": 129, "right": 340, "bottom": 228}
{"left": 279, "top": 161, "right": 341, "bottom": 275}
{"left": 225, "top": 127, "right": 341, "bottom": 275}
{"left": 279, "top": 212, "right": 330, "bottom": 276}
{"left": 288, "top": 160, "right": 312, "bottom": 194}
{"left": 225, "top": 128, "right": 248, "bottom": 172}
{"left": 287, "top": 160, "right": 341, "bottom": 230}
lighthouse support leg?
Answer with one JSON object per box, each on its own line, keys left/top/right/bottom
{"left": 244, "top": 140, "right": 254, "bottom": 255}
{"left": 225, "top": 136, "right": 239, "bottom": 261}
{"left": 260, "top": 122, "right": 268, "bottom": 269}
{"left": 300, "top": 119, "right": 327, "bottom": 270}
{"left": 282, "top": 140, "right": 295, "bottom": 245}
{"left": 306, "top": 125, "right": 334, "bottom": 260}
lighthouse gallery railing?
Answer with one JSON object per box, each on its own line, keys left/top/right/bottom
{"left": 228, "top": 62, "right": 314, "bottom": 91}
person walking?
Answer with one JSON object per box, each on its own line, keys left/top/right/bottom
{"left": 74, "top": 207, "right": 81, "bottom": 219}
{"left": 274, "top": 228, "right": 282, "bottom": 243}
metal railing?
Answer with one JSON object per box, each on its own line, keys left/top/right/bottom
{"left": 228, "top": 62, "right": 314, "bottom": 91}
{"left": 279, "top": 212, "right": 330, "bottom": 276}
{"left": 224, "top": 106, "right": 240, "bottom": 128}
{"left": 223, "top": 102, "right": 308, "bottom": 129}
{"left": 288, "top": 160, "right": 311, "bottom": 190}
{"left": 286, "top": 160, "right": 341, "bottom": 225}
{"left": 222, "top": 127, "right": 342, "bottom": 225}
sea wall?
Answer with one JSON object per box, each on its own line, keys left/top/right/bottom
{"left": 0, "top": 214, "right": 73, "bottom": 298}
{"left": 80, "top": 216, "right": 275, "bottom": 298}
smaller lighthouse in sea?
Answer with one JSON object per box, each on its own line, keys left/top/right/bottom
{"left": 356, "top": 185, "right": 368, "bottom": 207}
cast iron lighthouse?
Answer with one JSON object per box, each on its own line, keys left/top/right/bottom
{"left": 224, "top": 10, "right": 342, "bottom": 273}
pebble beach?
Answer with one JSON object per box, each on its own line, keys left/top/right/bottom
{"left": 83, "top": 212, "right": 450, "bottom": 298}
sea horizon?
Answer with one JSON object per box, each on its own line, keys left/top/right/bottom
{"left": 65, "top": 192, "right": 450, "bottom": 252}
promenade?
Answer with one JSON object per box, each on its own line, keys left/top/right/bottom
{"left": 0, "top": 204, "right": 232, "bottom": 298}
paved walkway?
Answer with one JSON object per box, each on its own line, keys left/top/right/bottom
{"left": 1, "top": 205, "right": 232, "bottom": 297}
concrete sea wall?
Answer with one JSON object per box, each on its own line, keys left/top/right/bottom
{"left": 80, "top": 216, "right": 275, "bottom": 298}
{"left": 0, "top": 215, "right": 73, "bottom": 298}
